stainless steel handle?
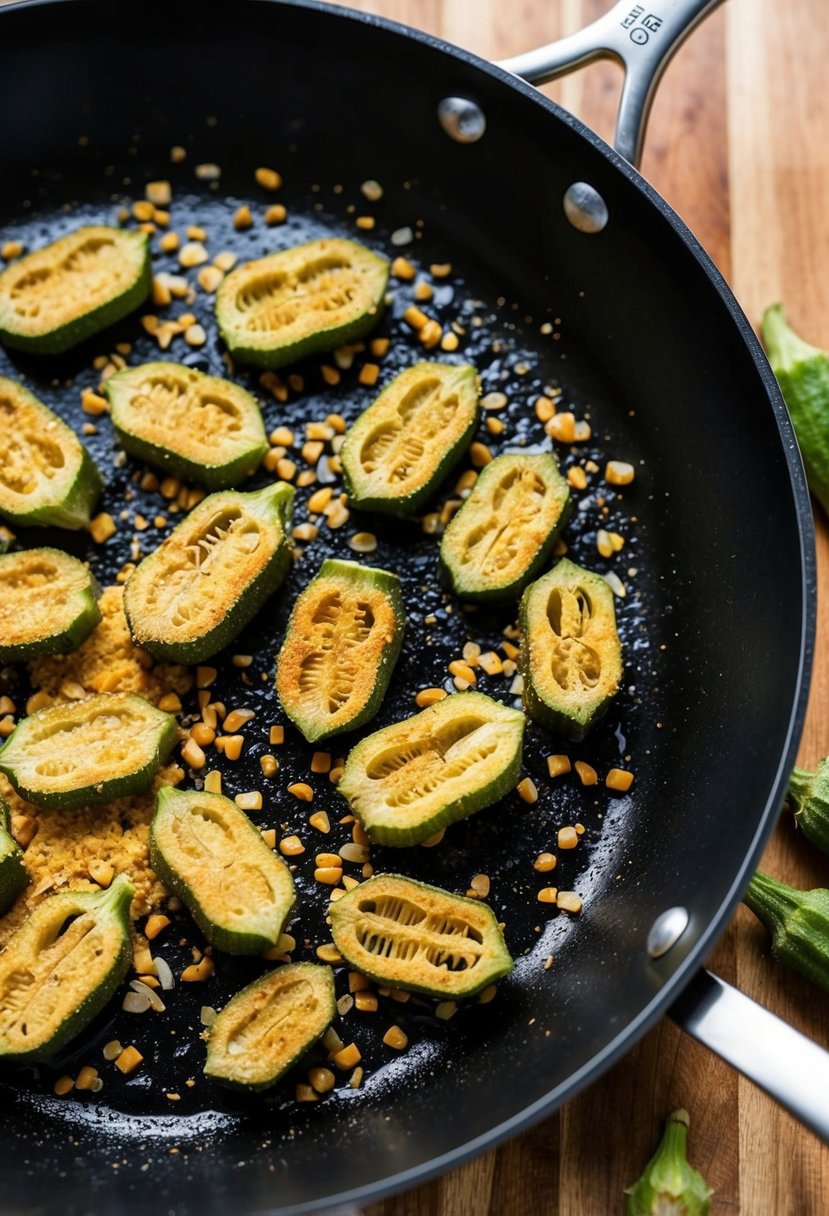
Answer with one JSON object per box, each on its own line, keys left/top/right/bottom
{"left": 669, "top": 970, "right": 829, "bottom": 1142}
{"left": 498, "top": 0, "right": 723, "bottom": 165}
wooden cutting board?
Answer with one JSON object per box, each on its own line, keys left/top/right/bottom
{"left": 326, "top": 1, "right": 829, "bottom": 1212}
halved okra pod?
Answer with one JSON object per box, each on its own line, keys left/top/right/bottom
{"left": 216, "top": 237, "right": 389, "bottom": 367}
{"left": 440, "top": 452, "right": 571, "bottom": 602}
{"left": 338, "top": 690, "right": 525, "bottom": 846}
{"left": 341, "top": 362, "right": 480, "bottom": 515}
{"left": 150, "top": 787, "right": 296, "bottom": 955}
{"left": 204, "top": 963, "right": 336, "bottom": 1091}
{"left": 0, "top": 226, "right": 150, "bottom": 354}
{"left": 520, "top": 558, "right": 622, "bottom": 741}
{"left": 0, "top": 797, "right": 27, "bottom": 916}
{"left": 275, "top": 558, "right": 404, "bottom": 742}
{"left": 329, "top": 873, "right": 513, "bottom": 999}
{"left": 124, "top": 481, "right": 294, "bottom": 663}
{"left": 0, "top": 692, "right": 178, "bottom": 809}
{"left": 0, "top": 875, "right": 134, "bottom": 1061}
{"left": 0, "top": 547, "right": 101, "bottom": 661}
{"left": 106, "top": 361, "right": 268, "bottom": 490}
{"left": 0, "top": 378, "right": 102, "bottom": 529}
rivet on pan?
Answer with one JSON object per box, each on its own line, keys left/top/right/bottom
{"left": 437, "top": 97, "right": 487, "bottom": 144}
{"left": 647, "top": 906, "right": 690, "bottom": 959}
{"left": 563, "top": 182, "right": 609, "bottom": 234}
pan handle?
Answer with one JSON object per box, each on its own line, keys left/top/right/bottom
{"left": 498, "top": 0, "right": 723, "bottom": 166}
{"left": 668, "top": 969, "right": 829, "bottom": 1142}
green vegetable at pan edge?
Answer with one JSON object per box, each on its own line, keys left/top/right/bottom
{"left": 762, "top": 303, "right": 829, "bottom": 516}
{"left": 624, "top": 1108, "right": 712, "bottom": 1216}
{"left": 743, "top": 871, "right": 829, "bottom": 993}
{"left": 786, "top": 759, "right": 829, "bottom": 856}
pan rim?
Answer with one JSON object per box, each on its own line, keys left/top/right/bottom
{"left": 0, "top": 0, "right": 816, "bottom": 1208}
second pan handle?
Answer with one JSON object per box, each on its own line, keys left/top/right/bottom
{"left": 669, "top": 969, "right": 829, "bottom": 1142}
{"left": 498, "top": 0, "right": 723, "bottom": 165}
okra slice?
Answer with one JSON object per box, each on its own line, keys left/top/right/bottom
{"left": 520, "top": 558, "right": 622, "bottom": 741}
{"left": 275, "top": 558, "right": 404, "bottom": 743}
{"left": 106, "top": 361, "right": 268, "bottom": 490}
{"left": 0, "top": 692, "right": 178, "bottom": 809}
{"left": 0, "top": 378, "right": 103, "bottom": 529}
{"left": 440, "top": 452, "right": 571, "bottom": 602}
{"left": 0, "top": 874, "right": 134, "bottom": 1062}
{"left": 0, "top": 226, "right": 150, "bottom": 355}
{"left": 338, "top": 690, "right": 525, "bottom": 846}
{"left": 150, "top": 788, "right": 295, "bottom": 955}
{"left": 342, "top": 362, "right": 480, "bottom": 516}
{"left": 124, "top": 481, "right": 294, "bottom": 663}
{"left": 0, "top": 547, "right": 101, "bottom": 661}
{"left": 0, "top": 797, "right": 28, "bottom": 916}
{"left": 330, "top": 873, "right": 513, "bottom": 999}
{"left": 204, "top": 962, "right": 336, "bottom": 1091}
{"left": 215, "top": 237, "right": 389, "bottom": 368}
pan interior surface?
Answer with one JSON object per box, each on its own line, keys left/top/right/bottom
{"left": 0, "top": 2, "right": 812, "bottom": 1213}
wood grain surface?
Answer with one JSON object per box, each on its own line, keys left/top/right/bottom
{"left": 326, "top": 1, "right": 829, "bottom": 1213}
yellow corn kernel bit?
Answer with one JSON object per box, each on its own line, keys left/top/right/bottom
{"left": 606, "top": 767, "right": 634, "bottom": 793}
{"left": 255, "top": 166, "right": 282, "bottom": 191}
{"left": 235, "top": 791, "right": 263, "bottom": 812}
{"left": 355, "top": 216, "right": 375, "bottom": 231}
{"left": 233, "top": 204, "right": 254, "bottom": 231}
{"left": 316, "top": 942, "right": 344, "bottom": 965}
{"left": 74, "top": 1065, "right": 99, "bottom": 1092}
{"left": 181, "top": 737, "right": 206, "bottom": 770}
{"left": 203, "top": 770, "right": 222, "bottom": 794}
{"left": 180, "top": 957, "right": 214, "bottom": 983}
{"left": 145, "top": 914, "right": 171, "bottom": 941}
{"left": 269, "top": 725, "right": 285, "bottom": 746}
{"left": 259, "top": 754, "right": 279, "bottom": 779}
{"left": 81, "top": 387, "right": 109, "bottom": 416}
{"left": 402, "top": 305, "right": 428, "bottom": 331}
{"left": 114, "top": 1046, "right": 144, "bottom": 1074}
{"left": 534, "top": 852, "right": 557, "bottom": 873}
{"left": 605, "top": 460, "right": 635, "bottom": 486}
{"left": 314, "top": 866, "right": 343, "bottom": 886}
{"left": 547, "top": 754, "right": 571, "bottom": 779}
{"left": 415, "top": 687, "right": 448, "bottom": 708}
{"left": 178, "top": 241, "right": 208, "bottom": 268}
{"left": 53, "top": 1075, "right": 75, "bottom": 1096}
{"left": 516, "top": 777, "right": 538, "bottom": 804}
{"left": 279, "top": 834, "right": 305, "bottom": 857}
{"left": 391, "top": 256, "right": 416, "bottom": 281}
{"left": 574, "top": 760, "right": 598, "bottom": 786}
{"left": 295, "top": 1083, "right": 319, "bottom": 1103}
{"left": 264, "top": 204, "right": 287, "bottom": 226}
{"left": 568, "top": 465, "right": 588, "bottom": 490}
{"left": 358, "top": 362, "right": 380, "bottom": 387}
{"left": 469, "top": 442, "right": 493, "bottom": 468}
{"left": 308, "top": 810, "right": 331, "bottom": 834}
{"left": 308, "top": 1066, "right": 336, "bottom": 1094}
{"left": 288, "top": 782, "right": 314, "bottom": 801}
{"left": 88, "top": 513, "right": 117, "bottom": 544}
{"left": 557, "top": 891, "right": 583, "bottom": 914}
{"left": 1, "top": 240, "right": 25, "bottom": 261}
{"left": 311, "top": 751, "right": 332, "bottom": 774}
{"left": 557, "top": 826, "right": 579, "bottom": 850}
{"left": 222, "top": 735, "right": 244, "bottom": 761}
{"left": 537, "top": 887, "right": 558, "bottom": 904}
{"left": 383, "top": 1025, "right": 408, "bottom": 1051}
{"left": 440, "top": 331, "right": 460, "bottom": 352}
{"left": 331, "top": 1042, "right": 361, "bottom": 1070}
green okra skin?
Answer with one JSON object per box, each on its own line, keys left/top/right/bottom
{"left": 0, "top": 227, "right": 151, "bottom": 356}
{"left": 762, "top": 303, "right": 829, "bottom": 516}
{"left": 624, "top": 1109, "right": 712, "bottom": 1216}
{"left": 150, "top": 787, "right": 295, "bottom": 955}
{"left": 341, "top": 362, "right": 480, "bottom": 516}
{"left": 124, "top": 481, "right": 294, "bottom": 663}
{"left": 786, "top": 761, "right": 829, "bottom": 857}
{"left": 275, "top": 558, "right": 405, "bottom": 742}
{"left": 0, "top": 378, "right": 103, "bottom": 530}
{"left": 204, "top": 963, "right": 336, "bottom": 1091}
{"left": 743, "top": 870, "right": 829, "bottom": 993}
{"left": 0, "top": 548, "right": 102, "bottom": 662}
{"left": 0, "top": 874, "right": 134, "bottom": 1062}
{"left": 106, "top": 362, "right": 269, "bottom": 491}
{"left": 0, "top": 796, "right": 28, "bottom": 916}
{"left": 0, "top": 693, "right": 178, "bottom": 810}
{"left": 215, "top": 237, "right": 389, "bottom": 368}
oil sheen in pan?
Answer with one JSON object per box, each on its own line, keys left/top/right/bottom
{"left": 0, "top": 163, "right": 665, "bottom": 1128}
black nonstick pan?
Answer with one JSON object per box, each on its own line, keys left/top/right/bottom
{"left": 0, "top": 0, "right": 822, "bottom": 1213}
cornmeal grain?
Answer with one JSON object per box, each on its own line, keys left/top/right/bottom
{"left": 28, "top": 585, "right": 191, "bottom": 706}
{"left": 0, "top": 764, "right": 184, "bottom": 946}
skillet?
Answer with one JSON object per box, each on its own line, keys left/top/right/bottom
{"left": 0, "top": 0, "right": 823, "bottom": 1212}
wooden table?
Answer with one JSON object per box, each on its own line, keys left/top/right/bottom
{"left": 328, "top": 1, "right": 829, "bottom": 1212}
